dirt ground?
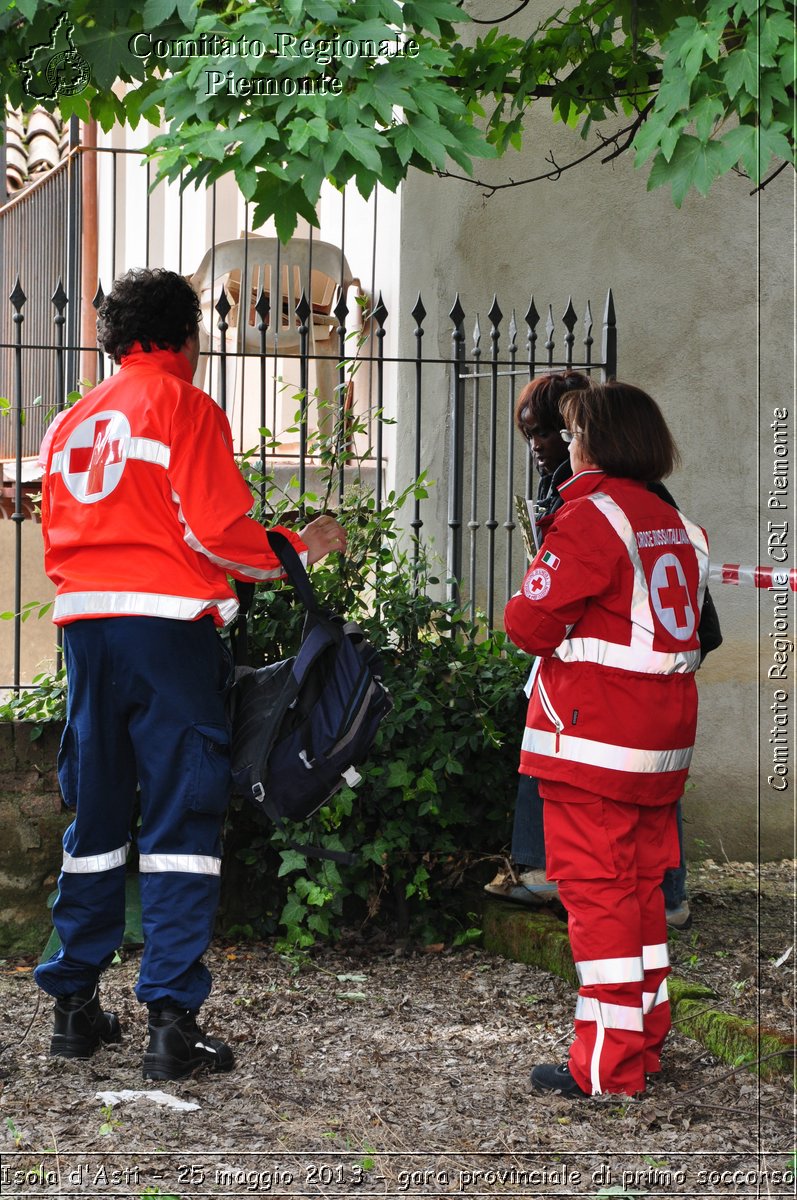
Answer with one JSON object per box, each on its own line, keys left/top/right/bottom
{"left": 0, "top": 860, "right": 794, "bottom": 1200}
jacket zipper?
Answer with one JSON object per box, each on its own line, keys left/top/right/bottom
{"left": 537, "top": 675, "right": 564, "bottom": 753}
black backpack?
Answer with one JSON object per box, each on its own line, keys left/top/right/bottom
{"left": 227, "top": 531, "right": 392, "bottom": 857}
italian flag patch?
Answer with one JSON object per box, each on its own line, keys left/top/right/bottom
{"left": 541, "top": 550, "right": 560, "bottom": 570}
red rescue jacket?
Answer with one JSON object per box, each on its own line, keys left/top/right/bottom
{"left": 41, "top": 345, "right": 307, "bottom": 627}
{"left": 504, "top": 470, "right": 709, "bottom": 805}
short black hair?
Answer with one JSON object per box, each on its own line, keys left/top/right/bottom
{"left": 515, "top": 371, "right": 591, "bottom": 436}
{"left": 96, "top": 268, "right": 201, "bottom": 363}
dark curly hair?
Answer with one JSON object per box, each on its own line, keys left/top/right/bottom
{"left": 96, "top": 268, "right": 201, "bottom": 363}
{"left": 515, "top": 370, "right": 591, "bottom": 437}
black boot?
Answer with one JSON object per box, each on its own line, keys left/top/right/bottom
{"left": 143, "top": 1007, "right": 234, "bottom": 1081}
{"left": 530, "top": 1062, "right": 591, "bottom": 1098}
{"left": 50, "top": 990, "right": 122, "bottom": 1059}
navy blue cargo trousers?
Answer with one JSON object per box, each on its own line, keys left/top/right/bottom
{"left": 35, "top": 615, "right": 233, "bottom": 1011}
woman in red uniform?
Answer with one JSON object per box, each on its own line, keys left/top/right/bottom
{"left": 504, "top": 380, "right": 709, "bottom": 1098}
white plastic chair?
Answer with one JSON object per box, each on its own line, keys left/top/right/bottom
{"left": 190, "top": 236, "right": 359, "bottom": 436}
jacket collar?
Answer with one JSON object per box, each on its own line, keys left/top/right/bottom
{"left": 119, "top": 343, "right": 194, "bottom": 383}
{"left": 558, "top": 468, "right": 608, "bottom": 501}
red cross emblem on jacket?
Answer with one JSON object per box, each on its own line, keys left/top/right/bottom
{"left": 61, "top": 411, "right": 130, "bottom": 504}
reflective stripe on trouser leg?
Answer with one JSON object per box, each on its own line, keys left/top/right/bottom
{"left": 137, "top": 849, "right": 222, "bottom": 1008}
{"left": 543, "top": 794, "right": 677, "bottom": 1096}
{"left": 635, "top": 807, "right": 677, "bottom": 1074}
{"left": 34, "top": 619, "right": 139, "bottom": 999}
{"left": 640, "top": 899, "right": 672, "bottom": 1074}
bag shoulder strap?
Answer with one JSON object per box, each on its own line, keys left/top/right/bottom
{"left": 266, "top": 529, "right": 321, "bottom": 615}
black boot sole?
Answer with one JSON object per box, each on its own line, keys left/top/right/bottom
{"left": 142, "top": 1052, "right": 234, "bottom": 1081}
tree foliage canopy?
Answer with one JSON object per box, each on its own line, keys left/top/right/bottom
{"left": 1, "top": 0, "right": 793, "bottom": 236}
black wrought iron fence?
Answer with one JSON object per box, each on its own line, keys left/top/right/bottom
{"left": 0, "top": 276, "right": 617, "bottom": 691}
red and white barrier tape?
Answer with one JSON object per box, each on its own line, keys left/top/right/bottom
{"left": 710, "top": 563, "right": 796, "bottom": 591}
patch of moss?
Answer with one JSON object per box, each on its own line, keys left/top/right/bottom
{"left": 483, "top": 898, "right": 796, "bottom": 1084}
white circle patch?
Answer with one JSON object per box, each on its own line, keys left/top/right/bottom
{"left": 650, "top": 553, "right": 696, "bottom": 640}
{"left": 523, "top": 567, "right": 551, "bottom": 601}
{"left": 61, "top": 411, "right": 131, "bottom": 504}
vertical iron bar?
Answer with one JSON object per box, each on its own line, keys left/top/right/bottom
{"left": 485, "top": 296, "right": 502, "bottom": 630}
{"left": 297, "top": 290, "right": 311, "bottom": 503}
{"left": 210, "top": 183, "right": 218, "bottom": 400}
{"left": 372, "top": 293, "right": 388, "bottom": 515}
{"left": 447, "top": 295, "right": 466, "bottom": 604}
{"left": 10, "top": 278, "right": 27, "bottom": 690}
{"left": 562, "top": 297, "right": 577, "bottom": 369}
{"left": 544, "top": 304, "right": 555, "bottom": 370}
{"left": 602, "top": 288, "right": 617, "bottom": 380}
{"left": 238, "top": 214, "right": 249, "bottom": 450}
{"left": 178, "top": 173, "right": 184, "bottom": 276}
{"left": 468, "top": 315, "right": 482, "bottom": 624}
{"left": 65, "top": 119, "right": 81, "bottom": 400}
{"left": 333, "top": 287, "right": 349, "bottom": 506}
{"left": 584, "top": 300, "right": 594, "bottom": 373}
{"left": 335, "top": 190, "right": 346, "bottom": 503}
{"left": 215, "top": 284, "right": 231, "bottom": 415}
{"left": 53, "top": 280, "right": 68, "bottom": 673}
{"left": 145, "top": 158, "right": 151, "bottom": 264}
{"left": 525, "top": 299, "right": 539, "bottom": 502}
{"left": 111, "top": 150, "right": 118, "bottom": 283}
{"left": 366, "top": 186, "right": 379, "bottom": 450}
{"left": 505, "top": 311, "right": 518, "bottom": 606}
{"left": 256, "top": 288, "right": 270, "bottom": 503}
{"left": 93, "top": 283, "right": 105, "bottom": 383}
{"left": 411, "top": 294, "right": 427, "bottom": 563}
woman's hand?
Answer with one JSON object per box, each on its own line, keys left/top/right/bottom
{"left": 299, "top": 514, "right": 348, "bottom": 565}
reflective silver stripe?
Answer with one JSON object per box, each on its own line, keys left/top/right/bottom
{"left": 62, "top": 843, "right": 129, "bottom": 874}
{"left": 49, "top": 438, "right": 170, "bottom": 473}
{"left": 171, "top": 488, "right": 307, "bottom": 583}
{"left": 642, "top": 979, "right": 669, "bottom": 1014}
{"left": 576, "top": 995, "right": 645, "bottom": 1032}
{"left": 642, "top": 942, "right": 670, "bottom": 971}
{"left": 576, "top": 956, "right": 644, "bottom": 985}
{"left": 591, "top": 1019, "right": 605, "bottom": 1094}
{"left": 555, "top": 636, "right": 700, "bottom": 674}
{"left": 54, "top": 591, "right": 239, "bottom": 624}
{"left": 676, "top": 508, "right": 710, "bottom": 608}
{"left": 128, "top": 437, "right": 170, "bottom": 468}
{"left": 522, "top": 727, "right": 693, "bottom": 774}
{"left": 139, "top": 853, "right": 221, "bottom": 876}
{"left": 553, "top": 492, "right": 701, "bottom": 675}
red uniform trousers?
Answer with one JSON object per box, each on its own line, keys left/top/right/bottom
{"left": 541, "top": 787, "right": 680, "bottom": 1096}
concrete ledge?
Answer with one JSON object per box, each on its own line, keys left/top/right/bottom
{"left": 483, "top": 899, "right": 796, "bottom": 1084}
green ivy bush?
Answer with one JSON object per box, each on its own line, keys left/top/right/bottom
{"left": 229, "top": 442, "right": 529, "bottom": 952}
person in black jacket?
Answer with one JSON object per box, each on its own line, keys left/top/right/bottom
{"left": 484, "top": 372, "right": 722, "bottom": 927}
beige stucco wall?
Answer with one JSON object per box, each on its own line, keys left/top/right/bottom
{"left": 394, "top": 99, "right": 794, "bottom": 862}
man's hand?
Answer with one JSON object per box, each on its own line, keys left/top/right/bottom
{"left": 299, "top": 514, "right": 348, "bottom": 565}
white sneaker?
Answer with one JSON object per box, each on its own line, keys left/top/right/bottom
{"left": 665, "top": 899, "right": 692, "bottom": 930}
{"left": 517, "top": 869, "right": 560, "bottom": 903}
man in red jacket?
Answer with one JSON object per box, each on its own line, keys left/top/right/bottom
{"left": 35, "top": 268, "right": 346, "bottom": 1081}
{"left": 504, "top": 380, "right": 709, "bottom": 1098}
